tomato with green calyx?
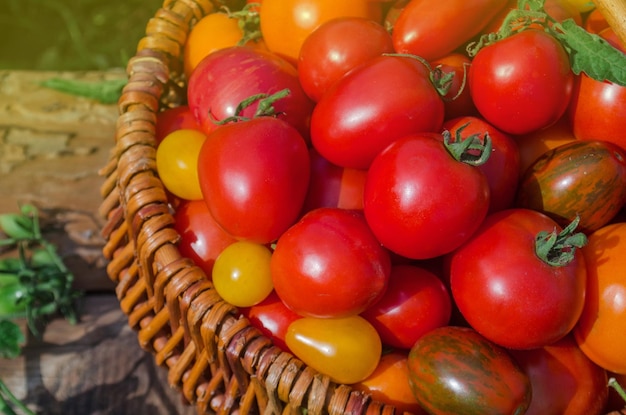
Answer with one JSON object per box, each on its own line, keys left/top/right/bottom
{"left": 156, "top": 129, "right": 207, "bottom": 201}
{"left": 449, "top": 209, "right": 587, "bottom": 350}
{"left": 408, "top": 326, "right": 531, "bottom": 415}
{"left": 363, "top": 130, "right": 491, "bottom": 260}
{"left": 286, "top": 315, "right": 382, "bottom": 384}
{"left": 516, "top": 140, "right": 626, "bottom": 234}
{"left": 271, "top": 208, "right": 390, "bottom": 318}
{"left": 431, "top": 53, "right": 477, "bottom": 120}
{"left": 212, "top": 241, "right": 273, "bottom": 307}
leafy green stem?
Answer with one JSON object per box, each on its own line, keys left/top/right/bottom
{"left": 0, "top": 380, "right": 35, "bottom": 415}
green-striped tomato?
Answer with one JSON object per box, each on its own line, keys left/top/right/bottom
{"left": 407, "top": 326, "right": 531, "bottom": 415}
{"left": 515, "top": 140, "right": 626, "bottom": 233}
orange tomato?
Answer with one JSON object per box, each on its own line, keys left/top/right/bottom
{"left": 584, "top": 8, "right": 609, "bottom": 34}
{"left": 514, "top": 116, "right": 577, "bottom": 175}
{"left": 352, "top": 351, "right": 427, "bottom": 414}
{"left": 574, "top": 222, "right": 626, "bottom": 374}
{"left": 259, "top": 0, "right": 382, "bottom": 64}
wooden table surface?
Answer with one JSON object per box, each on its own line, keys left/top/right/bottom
{"left": 0, "top": 70, "right": 197, "bottom": 415}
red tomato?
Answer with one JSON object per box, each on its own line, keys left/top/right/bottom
{"left": 568, "top": 27, "right": 626, "bottom": 151}
{"left": 271, "top": 208, "right": 391, "bottom": 318}
{"left": 240, "top": 291, "right": 301, "bottom": 353}
{"left": 155, "top": 105, "right": 202, "bottom": 144}
{"left": 197, "top": 117, "right": 310, "bottom": 244}
{"left": 360, "top": 264, "right": 452, "bottom": 349}
{"left": 442, "top": 116, "right": 520, "bottom": 213}
{"left": 187, "top": 46, "right": 314, "bottom": 140}
{"left": 259, "top": 0, "right": 382, "bottom": 63}
{"left": 363, "top": 132, "right": 490, "bottom": 260}
{"left": 298, "top": 17, "right": 394, "bottom": 102}
{"left": 509, "top": 334, "right": 609, "bottom": 415}
{"left": 392, "top": 0, "right": 508, "bottom": 61}
{"left": 173, "top": 200, "right": 237, "bottom": 277}
{"left": 301, "top": 147, "right": 367, "bottom": 213}
{"left": 311, "top": 54, "right": 445, "bottom": 169}
{"left": 469, "top": 29, "right": 574, "bottom": 135}
{"left": 431, "top": 53, "right": 478, "bottom": 120}
{"left": 449, "top": 208, "right": 587, "bottom": 350}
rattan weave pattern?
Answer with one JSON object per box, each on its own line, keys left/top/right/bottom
{"left": 98, "top": 1, "right": 399, "bottom": 414}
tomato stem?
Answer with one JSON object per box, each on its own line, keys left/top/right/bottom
{"left": 442, "top": 123, "right": 492, "bottom": 166}
{"left": 382, "top": 53, "right": 453, "bottom": 97}
{"left": 222, "top": 3, "right": 263, "bottom": 47}
{"left": 534, "top": 216, "right": 587, "bottom": 267}
{"left": 210, "top": 88, "right": 291, "bottom": 125}
{"left": 609, "top": 377, "right": 626, "bottom": 405}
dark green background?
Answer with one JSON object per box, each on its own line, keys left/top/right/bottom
{"left": 0, "top": 0, "right": 163, "bottom": 70}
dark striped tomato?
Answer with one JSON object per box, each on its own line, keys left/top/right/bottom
{"left": 407, "top": 326, "right": 531, "bottom": 415}
{"left": 515, "top": 140, "right": 626, "bottom": 233}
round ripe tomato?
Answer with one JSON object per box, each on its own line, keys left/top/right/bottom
{"left": 155, "top": 106, "right": 202, "bottom": 144}
{"left": 584, "top": 8, "right": 609, "bottom": 35}
{"left": 212, "top": 241, "right": 274, "bottom": 307}
{"left": 360, "top": 265, "right": 452, "bottom": 350}
{"left": 442, "top": 116, "right": 520, "bottom": 213}
{"left": 298, "top": 17, "right": 393, "bottom": 102}
{"left": 285, "top": 315, "right": 382, "bottom": 384}
{"left": 431, "top": 53, "right": 477, "bottom": 120}
{"left": 301, "top": 147, "right": 367, "bottom": 213}
{"left": 197, "top": 117, "right": 310, "bottom": 244}
{"left": 187, "top": 46, "right": 314, "bottom": 140}
{"left": 392, "top": 0, "right": 508, "bottom": 61}
{"left": 352, "top": 351, "right": 427, "bottom": 415}
{"left": 469, "top": 29, "right": 574, "bottom": 135}
{"left": 156, "top": 129, "right": 207, "bottom": 201}
{"left": 568, "top": 28, "right": 626, "bottom": 151}
{"left": 574, "top": 222, "right": 626, "bottom": 374}
{"left": 173, "top": 200, "right": 237, "bottom": 276}
{"left": 363, "top": 133, "right": 490, "bottom": 260}
{"left": 271, "top": 208, "right": 391, "bottom": 318}
{"left": 239, "top": 290, "right": 301, "bottom": 353}
{"left": 311, "top": 55, "right": 445, "bottom": 169}
{"left": 259, "top": 0, "right": 382, "bottom": 64}
{"left": 408, "top": 326, "right": 531, "bottom": 415}
{"left": 509, "top": 334, "right": 609, "bottom": 415}
{"left": 449, "top": 208, "right": 587, "bottom": 350}
{"left": 514, "top": 116, "right": 577, "bottom": 175}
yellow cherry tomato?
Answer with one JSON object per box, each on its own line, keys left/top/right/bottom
{"left": 559, "top": 0, "right": 595, "bottom": 13}
{"left": 212, "top": 241, "right": 274, "bottom": 307}
{"left": 155, "top": 129, "right": 206, "bottom": 201}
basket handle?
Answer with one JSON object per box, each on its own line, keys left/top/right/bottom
{"left": 594, "top": 0, "right": 626, "bottom": 47}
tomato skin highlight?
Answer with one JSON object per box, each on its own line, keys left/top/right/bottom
{"left": 392, "top": 0, "right": 509, "bottom": 61}
{"left": 449, "top": 208, "right": 587, "bottom": 350}
{"left": 271, "top": 208, "right": 391, "bottom": 318}
{"left": 310, "top": 55, "right": 444, "bottom": 170}
{"left": 469, "top": 29, "right": 574, "bottom": 135}
{"left": 407, "top": 326, "right": 531, "bottom": 415}
{"left": 515, "top": 140, "right": 626, "bottom": 234}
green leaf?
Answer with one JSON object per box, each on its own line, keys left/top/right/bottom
{"left": 40, "top": 78, "right": 126, "bottom": 104}
{"left": 0, "top": 320, "right": 24, "bottom": 359}
{"left": 554, "top": 19, "right": 626, "bottom": 86}
{"left": 0, "top": 214, "right": 34, "bottom": 241}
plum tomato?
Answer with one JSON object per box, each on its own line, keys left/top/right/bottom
{"left": 173, "top": 200, "right": 237, "bottom": 277}
{"left": 197, "top": 117, "right": 310, "bottom": 244}
{"left": 156, "top": 129, "right": 207, "bottom": 201}
{"left": 574, "top": 222, "right": 626, "bottom": 374}
{"left": 310, "top": 54, "right": 445, "bottom": 170}
{"left": 449, "top": 208, "right": 587, "bottom": 350}
{"left": 509, "top": 334, "right": 609, "bottom": 415}
{"left": 271, "top": 208, "right": 390, "bottom": 318}
{"left": 211, "top": 241, "right": 274, "bottom": 307}
{"left": 407, "top": 326, "right": 531, "bottom": 415}
{"left": 469, "top": 29, "right": 574, "bottom": 135}
{"left": 442, "top": 116, "right": 520, "bottom": 213}
{"left": 297, "top": 17, "right": 394, "bottom": 102}
{"left": 285, "top": 315, "right": 382, "bottom": 384}
{"left": 360, "top": 264, "right": 452, "bottom": 350}
{"left": 363, "top": 132, "right": 490, "bottom": 260}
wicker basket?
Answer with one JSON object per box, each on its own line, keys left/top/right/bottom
{"left": 98, "top": 0, "right": 398, "bottom": 414}
{"left": 99, "top": 0, "right": 626, "bottom": 414}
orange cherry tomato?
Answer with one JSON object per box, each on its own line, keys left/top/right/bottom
{"left": 584, "top": 8, "right": 609, "bottom": 34}
{"left": 574, "top": 222, "right": 626, "bottom": 374}
{"left": 352, "top": 351, "right": 428, "bottom": 414}
{"left": 259, "top": 0, "right": 382, "bottom": 63}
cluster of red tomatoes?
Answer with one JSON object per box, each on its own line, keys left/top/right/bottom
{"left": 153, "top": 0, "right": 626, "bottom": 413}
